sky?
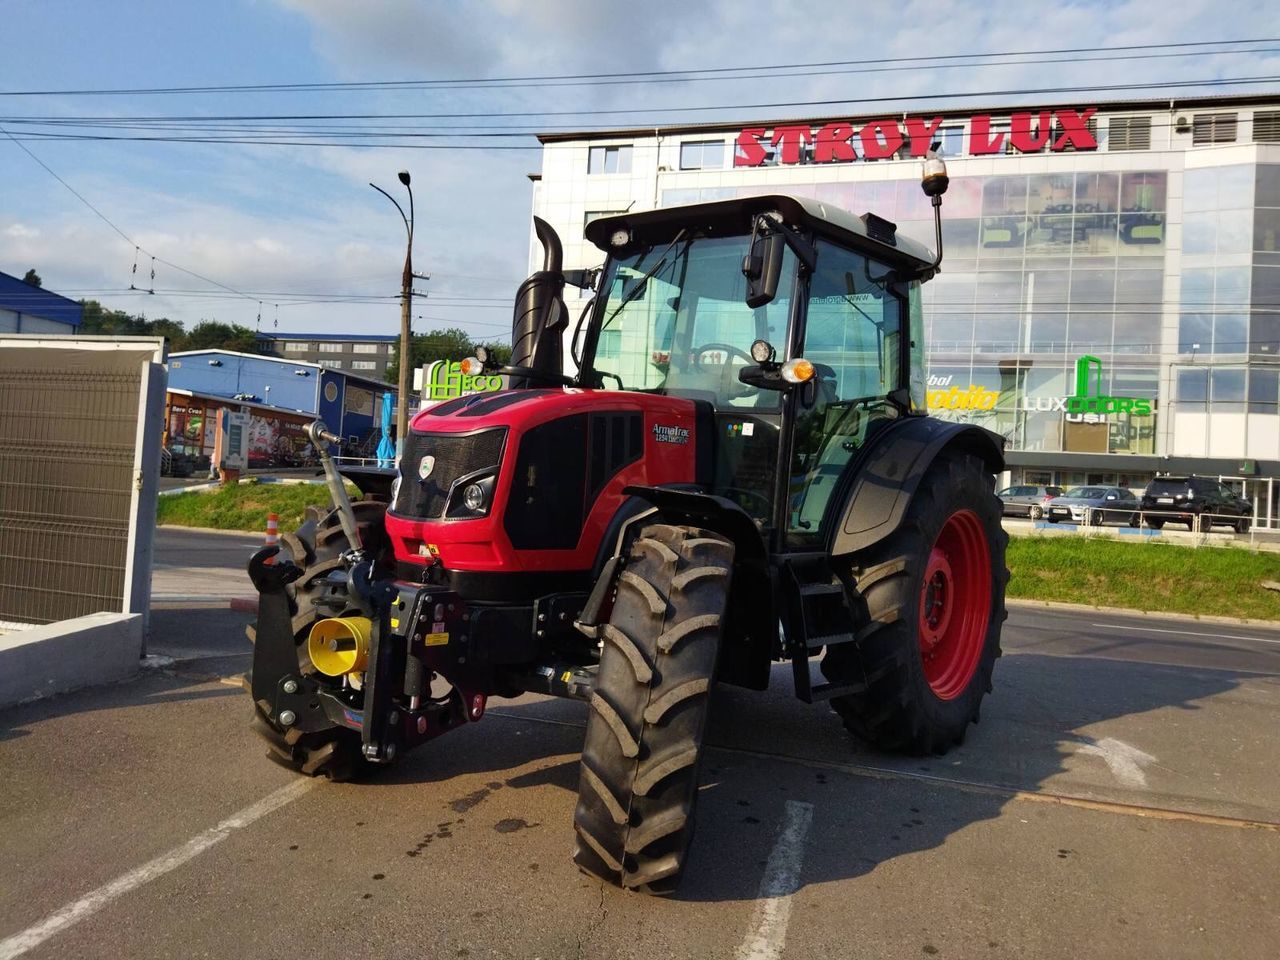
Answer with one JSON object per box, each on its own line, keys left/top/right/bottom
{"left": 1, "top": 0, "right": 1277, "bottom": 345}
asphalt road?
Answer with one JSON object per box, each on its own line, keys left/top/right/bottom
{"left": 2, "top": 530, "right": 1277, "bottom": 959}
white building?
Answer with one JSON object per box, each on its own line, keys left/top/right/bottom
{"left": 530, "top": 93, "right": 1280, "bottom": 524}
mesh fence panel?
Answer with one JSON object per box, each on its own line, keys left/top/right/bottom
{"left": 0, "top": 367, "right": 140, "bottom": 623}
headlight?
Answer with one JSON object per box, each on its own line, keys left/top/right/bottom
{"left": 390, "top": 474, "right": 402, "bottom": 505}
{"left": 462, "top": 483, "right": 486, "bottom": 512}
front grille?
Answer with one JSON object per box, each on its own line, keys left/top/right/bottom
{"left": 394, "top": 428, "right": 506, "bottom": 519}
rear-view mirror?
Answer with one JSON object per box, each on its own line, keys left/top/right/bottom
{"left": 743, "top": 231, "right": 786, "bottom": 308}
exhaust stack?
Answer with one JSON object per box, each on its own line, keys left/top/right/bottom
{"left": 509, "top": 217, "right": 568, "bottom": 388}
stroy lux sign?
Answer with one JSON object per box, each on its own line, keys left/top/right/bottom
{"left": 734, "top": 109, "right": 1098, "bottom": 166}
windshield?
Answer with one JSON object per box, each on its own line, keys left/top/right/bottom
{"left": 1064, "top": 487, "right": 1107, "bottom": 499}
{"left": 587, "top": 235, "right": 796, "bottom": 409}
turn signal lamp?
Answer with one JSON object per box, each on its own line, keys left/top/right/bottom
{"left": 458, "top": 356, "right": 485, "bottom": 376}
{"left": 780, "top": 358, "right": 815, "bottom": 384}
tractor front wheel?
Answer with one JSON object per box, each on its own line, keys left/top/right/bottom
{"left": 822, "top": 452, "right": 1007, "bottom": 754}
{"left": 250, "top": 500, "right": 390, "bottom": 781}
{"left": 573, "top": 523, "right": 733, "bottom": 895}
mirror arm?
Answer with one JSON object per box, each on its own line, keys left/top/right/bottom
{"left": 761, "top": 216, "right": 817, "bottom": 273}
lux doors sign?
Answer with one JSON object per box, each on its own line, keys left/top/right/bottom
{"left": 734, "top": 109, "right": 1097, "bottom": 167}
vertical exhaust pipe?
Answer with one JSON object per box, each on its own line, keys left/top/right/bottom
{"left": 509, "top": 217, "right": 567, "bottom": 388}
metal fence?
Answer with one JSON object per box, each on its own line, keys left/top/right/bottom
{"left": 0, "top": 352, "right": 155, "bottom": 624}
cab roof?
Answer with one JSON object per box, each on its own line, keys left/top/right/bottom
{"left": 584, "top": 194, "right": 938, "bottom": 278}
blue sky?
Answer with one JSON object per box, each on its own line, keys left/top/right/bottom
{"left": 1, "top": 0, "right": 1277, "bottom": 343}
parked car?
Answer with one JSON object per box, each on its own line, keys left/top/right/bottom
{"left": 1045, "top": 486, "right": 1140, "bottom": 526}
{"left": 997, "top": 484, "right": 1064, "bottom": 519}
{"left": 1139, "top": 476, "right": 1253, "bottom": 532}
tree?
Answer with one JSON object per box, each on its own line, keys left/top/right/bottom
{"left": 21, "top": 269, "right": 41, "bottom": 287}
{"left": 385, "top": 326, "right": 478, "bottom": 384}
{"left": 183, "top": 320, "right": 258, "bottom": 353}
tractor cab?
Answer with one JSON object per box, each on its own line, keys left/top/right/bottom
{"left": 578, "top": 195, "right": 939, "bottom": 549}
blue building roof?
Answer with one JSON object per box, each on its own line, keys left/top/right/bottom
{"left": 0, "top": 271, "right": 83, "bottom": 328}
{"left": 256, "top": 331, "right": 400, "bottom": 342}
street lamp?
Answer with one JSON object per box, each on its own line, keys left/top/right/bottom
{"left": 370, "top": 170, "right": 414, "bottom": 454}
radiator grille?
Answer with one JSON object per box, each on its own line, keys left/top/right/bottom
{"left": 394, "top": 428, "right": 506, "bottom": 519}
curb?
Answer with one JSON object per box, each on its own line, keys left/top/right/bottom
{"left": 157, "top": 524, "right": 262, "bottom": 538}
{"left": 1006, "top": 597, "right": 1280, "bottom": 631}
{"left": 150, "top": 596, "right": 258, "bottom": 613}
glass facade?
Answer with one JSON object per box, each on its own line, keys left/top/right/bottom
{"left": 659, "top": 162, "right": 1279, "bottom": 461}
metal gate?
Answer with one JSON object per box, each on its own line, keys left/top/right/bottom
{"left": 0, "top": 339, "right": 164, "bottom": 625}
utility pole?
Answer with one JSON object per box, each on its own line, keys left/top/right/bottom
{"left": 371, "top": 170, "right": 414, "bottom": 455}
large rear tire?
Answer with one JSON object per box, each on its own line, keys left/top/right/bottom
{"left": 573, "top": 523, "right": 733, "bottom": 895}
{"left": 821, "top": 452, "right": 1007, "bottom": 754}
{"left": 250, "top": 499, "right": 390, "bottom": 781}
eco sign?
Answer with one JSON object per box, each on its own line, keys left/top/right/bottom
{"left": 1066, "top": 355, "right": 1152, "bottom": 417}
{"left": 423, "top": 360, "right": 504, "bottom": 401}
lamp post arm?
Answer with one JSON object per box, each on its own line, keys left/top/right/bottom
{"left": 369, "top": 183, "right": 411, "bottom": 240}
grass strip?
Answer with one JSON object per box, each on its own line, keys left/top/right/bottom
{"left": 157, "top": 480, "right": 355, "bottom": 533}
{"left": 1007, "top": 536, "right": 1280, "bottom": 621}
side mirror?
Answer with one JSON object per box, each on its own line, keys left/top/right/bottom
{"left": 742, "top": 231, "right": 786, "bottom": 308}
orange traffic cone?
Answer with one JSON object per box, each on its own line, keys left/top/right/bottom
{"left": 264, "top": 512, "right": 279, "bottom": 565}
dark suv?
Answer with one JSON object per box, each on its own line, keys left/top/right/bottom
{"left": 1139, "top": 476, "right": 1253, "bottom": 533}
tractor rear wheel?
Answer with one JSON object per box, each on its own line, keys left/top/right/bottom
{"left": 821, "top": 452, "right": 1007, "bottom": 754}
{"left": 250, "top": 499, "right": 390, "bottom": 781}
{"left": 573, "top": 523, "right": 733, "bottom": 895}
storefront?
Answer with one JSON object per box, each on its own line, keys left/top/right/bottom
{"left": 164, "top": 389, "right": 316, "bottom": 468}
{"left": 533, "top": 94, "right": 1280, "bottom": 523}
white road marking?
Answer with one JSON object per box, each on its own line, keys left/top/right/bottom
{"left": 1090, "top": 623, "right": 1280, "bottom": 645}
{"left": 735, "top": 800, "right": 814, "bottom": 960}
{"left": 0, "top": 778, "right": 316, "bottom": 960}
{"left": 1077, "top": 737, "right": 1157, "bottom": 788}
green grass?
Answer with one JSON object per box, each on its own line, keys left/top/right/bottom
{"left": 1007, "top": 536, "right": 1280, "bottom": 621}
{"left": 160, "top": 486, "right": 1280, "bottom": 621}
{"left": 157, "top": 480, "right": 355, "bottom": 533}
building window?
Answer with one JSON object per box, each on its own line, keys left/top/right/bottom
{"left": 936, "top": 126, "right": 964, "bottom": 157}
{"left": 283, "top": 341, "right": 310, "bottom": 352}
{"left": 352, "top": 343, "right": 381, "bottom": 354}
{"left": 585, "top": 209, "right": 625, "bottom": 229}
{"left": 679, "top": 140, "right": 725, "bottom": 170}
{"left": 1192, "top": 113, "right": 1238, "bottom": 145}
{"left": 317, "top": 342, "right": 343, "bottom": 353}
{"left": 317, "top": 359, "right": 342, "bottom": 369}
{"left": 1255, "top": 111, "right": 1280, "bottom": 143}
{"left": 588, "top": 145, "right": 633, "bottom": 175}
{"left": 1249, "top": 367, "right": 1279, "bottom": 414}
{"left": 1108, "top": 116, "right": 1151, "bottom": 152}
{"left": 1049, "top": 114, "right": 1099, "bottom": 153}
{"left": 351, "top": 360, "right": 378, "bottom": 370}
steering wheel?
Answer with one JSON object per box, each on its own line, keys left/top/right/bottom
{"left": 690, "top": 342, "right": 756, "bottom": 400}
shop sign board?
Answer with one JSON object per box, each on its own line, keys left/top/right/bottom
{"left": 734, "top": 109, "right": 1097, "bottom": 167}
{"left": 417, "top": 360, "right": 504, "bottom": 402}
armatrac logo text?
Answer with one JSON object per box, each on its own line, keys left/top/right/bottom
{"left": 734, "top": 109, "right": 1097, "bottom": 167}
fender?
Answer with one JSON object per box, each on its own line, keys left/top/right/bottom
{"left": 622, "top": 485, "right": 773, "bottom": 690}
{"left": 829, "top": 417, "right": 1005, "bottom": 557}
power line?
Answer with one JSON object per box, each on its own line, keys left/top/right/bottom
{"left": 1, "top": 37, "right": 1274, "bottom": 97}
{"left": 2, "top": 75, "right": 1276, "bottom": 136}
{"left": 0, "top": 124, "right": 264, "bottom": 303}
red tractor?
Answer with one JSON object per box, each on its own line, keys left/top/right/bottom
{"left": 246, "top": 154, "right": 1008, "bottom": 894}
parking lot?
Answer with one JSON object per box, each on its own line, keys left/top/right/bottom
{"left": 1, "top": 529, "right": 1277, "bottom": 959}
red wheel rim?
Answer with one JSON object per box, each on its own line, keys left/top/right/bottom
{"left": 918, "top": 509, "right": 991, "bottom": 701}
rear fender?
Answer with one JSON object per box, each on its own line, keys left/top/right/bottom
{"left": 622, "top": 485, "right": 773, "bottom": 690}
{"left": 830, "top": 417, "right": 1004, "bottom": 557}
